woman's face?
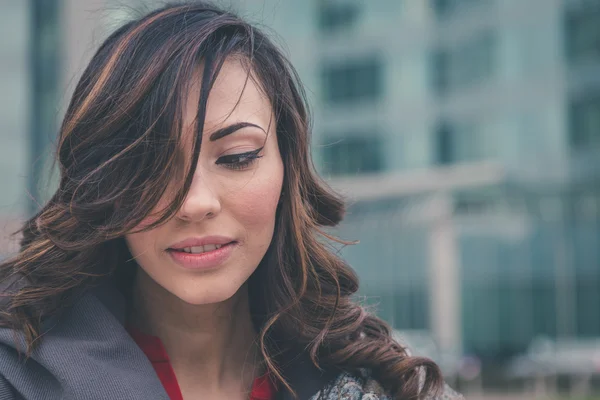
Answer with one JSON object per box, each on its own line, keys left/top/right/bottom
{"left": 125, "top": 58, "right": 284, "bottom": 305}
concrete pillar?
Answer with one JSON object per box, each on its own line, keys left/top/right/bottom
{"left": 427, "top": 192, "right": 462, "bottom": 357}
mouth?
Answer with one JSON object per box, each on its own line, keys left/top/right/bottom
{"left": 166, "top": 241, "right": 238, "bottom": 270}
{"left": 168, "top": 241, "right": 237, "bottom": 254}
{"left": 169, "top": 243, "right": 231, "bottom": 254}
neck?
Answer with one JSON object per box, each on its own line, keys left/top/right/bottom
{"left": 128, "top": 269, "right": 262, "bottom": 396}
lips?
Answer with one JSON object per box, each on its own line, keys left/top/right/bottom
{"left": 168, "top": 236, "right": 236, "bottom": 251}
{"left": 167, "top": 241, "right": 237, "bottom": 270}
{"left": 166, "top": 236, "right": 237, "bottom": 270}
{"left": 173, "top": 244, "right": 224, "bottom": 254}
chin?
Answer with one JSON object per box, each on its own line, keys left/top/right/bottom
{"left": 172, "top": 279, "right": 247, "bottom": 306}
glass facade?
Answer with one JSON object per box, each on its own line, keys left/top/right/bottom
{"left": 565, "top": 3, "right": 600, "bottom": 64}
{"left": 435, "top": 121, "right": 488, "bottom": 165}
{"left": 0, "top": 2, "right": 32, "bottom": 255}
{"left": 432, "top": 0, "right": 494, "bottom": 18}
{"left": 460, "top": 186, "right": 600, "bottom": 357}
{"left": 432, "top": 31, "right": 497, "bottom": 95}
{"left": 320, "top": 57, "right": 384, "bottom": 105}
{"left": 321, "top": 134, "right": 384, "bottom": 175}
{"left": 0, "top": 2, "right": 29, "bottom": 217}
{"left": 29, "top": 0, "right": 61, "bottom": 212}
{"left": 0, "top": 0, "right": 60, "bottom": 255}
{"left": 570, "top": 94, "right": 600, "bottom": 150}
{"left": 336, "top": 197, "right": 432, "bottom": 330}
{"left": 317, "top": 1, "right": 361, "bottom": 33}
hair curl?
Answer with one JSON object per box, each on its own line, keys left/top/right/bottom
{"left": 0, "top": 2, "right": 443, "bottom": 398}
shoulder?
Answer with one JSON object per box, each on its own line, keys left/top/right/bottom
{"left": 313, "top": 370, "right": 464, "bottom": 400}
{"left": 0, "top": 374, "right": 18, "bottom": 400}
{"left": 311, "top": 371, "right": 390, "bottom": 400}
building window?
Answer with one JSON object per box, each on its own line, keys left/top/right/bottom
{"left": 321, "top": 135, "right": 384, "bottom": 175}
{"left": 565, "top": 5, "right": 600, "bottom": 64}
{"left": 318, "top": 1, "right": 360, "bottom": 33}
{"left": 432, "top": 51, "right": 450, "bottom": 94}
{"left": 435, "top": 123, "right": 453, "bottom": 165}
{"left": 432, "top": 0, "right": 451, "bottom": 16}
{"left": 321, "top": 57, "right": 383, "bottom": 105}
{"left": 30, "top": 0, "right": 61, "bottom": 213}
{"left": 434, "top": 121, "right": 485, "bottom": 165}
{"left": 432, "top": 31, "right": 496, "bottom": 94}
{"left": 570, "top": 95, "right": 600, "bottom": 150}
{"left": 431, "top": 0, "right": 492, "bottom": 18}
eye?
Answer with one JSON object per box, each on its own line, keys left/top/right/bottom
{"left": 216, "top": 147, "right": 264, "bottom": 171}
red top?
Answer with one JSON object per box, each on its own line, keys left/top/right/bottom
{"left": 128, "top": 327, "right": 277, "bottom": 400}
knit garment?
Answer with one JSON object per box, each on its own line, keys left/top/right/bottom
{"left": 310, "top": 371, "right": 464, "bottom": 400}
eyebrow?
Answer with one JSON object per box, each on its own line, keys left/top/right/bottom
{"left": 208, "top": 122, "right": 266, "bottom": 141}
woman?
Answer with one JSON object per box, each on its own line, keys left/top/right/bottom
{"left": 0, "top": 2, "right": 463, "bottom": 399}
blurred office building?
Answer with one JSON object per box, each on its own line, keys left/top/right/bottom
{"left": 237, "top": 0, "right": 600, "bottom": 372}
{"left": 1, "top": 0, "right": 599, "bottom": 390}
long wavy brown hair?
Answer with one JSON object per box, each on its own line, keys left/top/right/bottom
{"left": 0, "top": 2, "right": 443, "bottom": 398}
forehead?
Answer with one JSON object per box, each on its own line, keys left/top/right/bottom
{"left": 184, "top": 58, "right": 273, "bottom": 134}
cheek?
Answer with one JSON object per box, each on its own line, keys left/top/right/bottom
{"left": 235, "top": 183, "right": 281, "bottom": 225}
{"left": 230, "top": 148, "right": 284, "bottom": 228}
{"left": 125, "top": 232, "right": 149, "bottom": 256}
{"left": 228, "top": 167, "right": 282, "bottom": 233}
{"left": 125, "top": 229, "right": 161, "bottom": 259}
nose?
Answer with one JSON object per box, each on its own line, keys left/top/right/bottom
{"left": 176, "top": 172, "right": 221, "bottom": 221}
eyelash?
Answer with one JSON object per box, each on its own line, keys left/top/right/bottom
{"left": 216, "top": 147, "right": 264, "bottom": 170}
